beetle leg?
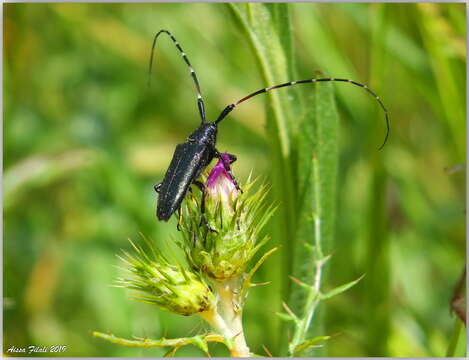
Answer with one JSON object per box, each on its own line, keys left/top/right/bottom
{"left": 193, "top": 180, "right": 218, "bottom": 234}
{"left": 217, "top": 151, "right": 243, "bottom": 193}
{"left": 154, "top": 183, "right": 162, "bottom": 193}
{"left": 202, "top": 217, "right": 218, "bottom": 234}
{"left": 193, "top": 181, "right": 206, "bottom": 211}
{"left": 228, "top": 171, "right": 242, "bottom": 193}
{"left": 176, "top": 207, "right": 183, "bottom": 231}
{"left": 203, "top": 227, "right": 208, "bottom": 247}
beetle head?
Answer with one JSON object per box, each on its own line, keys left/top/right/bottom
{"left": 188, "top": 123, "right": 217, "bottom": 145}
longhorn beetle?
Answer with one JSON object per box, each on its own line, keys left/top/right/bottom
{"left": 150, "top": 29, "right": 390, "bottom": 223}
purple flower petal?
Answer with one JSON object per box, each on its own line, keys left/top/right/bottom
{"left": 207, "top": 153, "right": 236, "bottom": 189}
{"left": 206, "top": 153, "right": 238, "bottom": 204}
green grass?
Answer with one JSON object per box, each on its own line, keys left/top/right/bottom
{"left": 4, "top": 3, "right": 466, "bottom": 357}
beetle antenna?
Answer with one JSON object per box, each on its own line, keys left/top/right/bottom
{"left": 215, "top": 77, "right": 390, "bottom": 150}
{"left": 148, "top": 30, "right": 206, "bottom": 124}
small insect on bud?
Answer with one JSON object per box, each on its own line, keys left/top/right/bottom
{"left": 179, "top": 154, "right": 275, "bottom": 281}
{"left": 117, "top": 240, "right": 215, "bottom": 316}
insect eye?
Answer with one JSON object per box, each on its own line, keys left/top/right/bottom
{"left": 229, "top": 154, "right": 237, "bottom": 163}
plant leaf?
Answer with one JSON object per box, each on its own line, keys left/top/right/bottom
{"left": 288, "top": 76, "right": 339, "bottom": 356}
{"left": 320, "top": 274, "right": 365, "bottom": 300}
{"left": 293, "top": 335, "right": 331, "bottom": 355}
{"left": 276, "top": 312, "right": 295, "bottom": 323}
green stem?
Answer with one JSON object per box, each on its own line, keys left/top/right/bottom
{"left": 230, "top": 310, "right": 250, "bottom": 357}
{"left": 92, "top": 331, "right": 225, "bottom": 348}
{"left": 289, "top": 256, "right": 325, "bottom": 355}
{"left": 198, "top": 307, "right": 233, "bottom": 340}
{"left": 213, "top": 279, "right": 251, "bottom": 357}
{"left": 446, "top": 319, "right": 463, "bottom": 357}
{"left": 312, "top": 156, "right": 324, "bottom": 260}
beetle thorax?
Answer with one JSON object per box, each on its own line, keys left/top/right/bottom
{"left": 188, "top": 123, "right": 217, "bottom": 145}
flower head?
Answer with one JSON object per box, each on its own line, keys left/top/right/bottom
{"left": 179, "top": 154, "right": 275, "bottom": 281}
{"left": 117, "top": 240, "right": 215, "bottom": 316}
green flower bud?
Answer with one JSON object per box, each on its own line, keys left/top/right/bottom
{"left": 117, "top": 240, "right": 215, "bottom": 316}
{"left": 179, "top": 153, "right": 275, "bottom": 281}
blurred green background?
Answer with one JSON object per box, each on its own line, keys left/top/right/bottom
{"left": 4, "top": 3, "right": 466, "bottom": 357}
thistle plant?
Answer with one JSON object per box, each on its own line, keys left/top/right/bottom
{"left": 93, "top": 153, "right": 276, "bottom": 357}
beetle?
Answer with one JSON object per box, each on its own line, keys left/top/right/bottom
{"left": 149, "top": 30, "right": 390, "bottom": 223}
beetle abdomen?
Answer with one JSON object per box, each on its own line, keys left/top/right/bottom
{"left": 157, "top": 143, "right": 213, "bottom": 221}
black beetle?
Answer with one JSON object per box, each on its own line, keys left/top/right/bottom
{"left": 154, "top": 122, "right": 225, "bottom": 221}
{"left": 150, "top": 30, "right": 389, "bottom": 223}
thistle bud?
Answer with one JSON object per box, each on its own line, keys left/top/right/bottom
{"left": 117, "top": 240, "right": 215, "bottom": 316}
{"left": 206, "top": 153, "right": 239, "bottom": 209}
{"left": 179, "top": 153, "right": 275, "bottom": 281}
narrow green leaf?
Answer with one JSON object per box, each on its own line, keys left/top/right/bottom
{"left": 240, "top": 247, "right": 279, "bottom": 301}
{"left": 264, "top": 3, "right": 295, "bottom": 79}
{"left": 320, "top": 274, "right": 365, "bottom": 301}
{"left": 446, "top": 319, "right": 464, "bottom": 357}
{"left": 228, "top": 3, "right": 295, "bottom": 156}
{"left": 163, "top": 347, "right": 179, "bottom": 357}
{"left": 289, "top": 77, "right": 339, "bottom": 356}
{"left": 282, "top": 301, "right": 299, "bottom": 325}
{"left": 227, "top": 6, "right": 298, "bottom": 307}
{"left": 190, "top": 335, "right": 208, "bottom": 355}
{"left": 293, "top": 335, "right": 331, "bottom": 355}
{"left": 417, "top": 3, "right": 465, "bottom": 160}
{"left": 276, "top": 312, "right": 295, "bottom": 322}
{"left": 289, "top": 276, "right": 312, "bottom": 290}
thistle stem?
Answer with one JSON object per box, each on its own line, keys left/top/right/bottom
{"left": 199, "top": 307, "right": 233, "bottom": 340}
{"left": 213, "top": 280, "right": 251, "bottom": 357}
{"left": 230, "top": 310, "right": 250, "bottom": 357}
